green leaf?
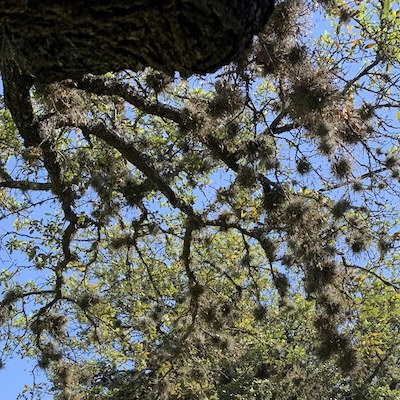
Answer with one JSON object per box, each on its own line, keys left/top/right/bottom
{"left": 383, "top": 0, "right": 392, "bottom": 18}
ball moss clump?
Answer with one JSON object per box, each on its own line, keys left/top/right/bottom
{"left": 296, "top": 157, "right": 311, "bottom": 175}
{"left": 352, "top": 180, "right": 363, "bottom": 192}
{"left": 332, "top": 157, "right": 352, "bottom": 179}
{"left": 207, "top": 81, "right": 245, "bottom": 118}
{"left": 273, "top": 271, "right": 290, "bottom": 298}
{"left": 288, "top": 72, "right": 338, "bottom": 120}
{"left": 385, "top": 154, "right": 399, "bottom": 169}
{"left": 331, "top": 198, "right": 351, "bottom": 219}
{"left": 318, "top": 138, "right": 335, "bottom": 155}
{"left": 253, "top": 305, "right": 268, "bottom": 321}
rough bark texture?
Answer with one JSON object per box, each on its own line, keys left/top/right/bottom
{"left": 0, "top": 0, "right": 274, "bottom": 82}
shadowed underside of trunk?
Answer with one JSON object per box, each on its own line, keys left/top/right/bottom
{"left": 0, "top": 0, "right": 274, "bottom": 82}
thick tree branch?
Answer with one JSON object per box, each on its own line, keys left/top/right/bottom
{"left": 0, "top": 0, "right": 274, "bottom": 82}
{"left": 1, "top": 63, "right": 78, "bottom": 286}
{"left": 75, "top": 119, "right": 199, "bottom": 221}
{"left": 73, "top": 75, "right": 185, "bottom": 125}
{"left": 0, "top": 180, "right": 52, "bottom": 191}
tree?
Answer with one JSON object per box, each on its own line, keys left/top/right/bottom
{"left": 0, "top": 0, "right": 400, "bottom": 398}
{"left": 0, "top": 0, "right": 274, "bottom": 81}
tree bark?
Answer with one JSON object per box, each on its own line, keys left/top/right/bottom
{"left": 0, "top": 0, "right": 274, "bottom": 82}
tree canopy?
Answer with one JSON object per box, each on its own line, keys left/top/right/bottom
{"left": 0, "top": 0, "right": 400, "bottom": 399}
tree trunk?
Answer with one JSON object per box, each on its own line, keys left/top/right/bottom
{"left": 0, "top": 0, "right": 274, "bottom": 82}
